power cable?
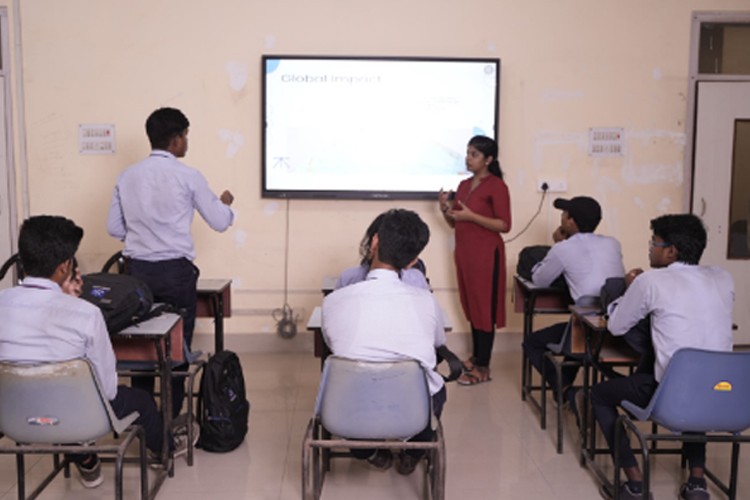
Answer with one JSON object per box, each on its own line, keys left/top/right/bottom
{"left": 504, "top": 184, "right": 548, "bottom": 244}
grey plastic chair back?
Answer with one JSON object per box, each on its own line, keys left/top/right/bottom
{"left": 0, "top": 358, "right": 137, "bottom": 444}
{"left": 621, "top": 348, "right": 750, "bottom": 433}
{"left": 316, "top": 356, "right": 431, "bottom": 440}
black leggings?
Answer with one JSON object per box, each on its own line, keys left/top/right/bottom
{"left": 471, "top": 249, "right": 499, "bottom": 367}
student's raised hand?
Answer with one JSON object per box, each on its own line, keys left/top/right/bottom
{"left": 61, "top": 268, "right": 83, "bottom": 297}
{"left": 625, "top": 268, "right": 644, "bottom": 288}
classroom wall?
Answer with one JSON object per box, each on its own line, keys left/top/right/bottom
{"left": 2, "top": 1, "right": 748, "bottom": 346}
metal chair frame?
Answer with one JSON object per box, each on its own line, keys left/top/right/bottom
{"left": 301, "top": 356, "right": 445, "bottom": 500}
{"left": 0, "top": 358, "right": 150, "bottom": 500}
{"left": 613, "top": 348, "right": 750, "bottom": 500}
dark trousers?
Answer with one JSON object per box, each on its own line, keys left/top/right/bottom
{"left": 127, "top": 258, "right": 198, "bottom": 418}
{"left": 472, "top": 327, "right": 496, "bottom": 367}
{"left": 68, "top": 385, "right": 164, "bottom": 464}
{"left": 522, "top": 322, "right": 579, "bottom": 394}
{"left": 351, "top": 385, "right": 447, "bottom": 459}
{"left": 591, "top": 373, "right": 705, "bottom": 470}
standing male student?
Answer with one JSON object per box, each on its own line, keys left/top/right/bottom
{"left": 591, "top": 214, "right": 733, "bottom": 500}
{"left": 107, "top": 107, "right": 235, "bottom": 418}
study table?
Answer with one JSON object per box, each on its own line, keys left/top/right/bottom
{"left": 196, "top": 278, "right": 232, "bottom": 353}
{"left": 568, "top": 305, "right": 640, "bottom": 492}
{"left": 111, "top": 310, "right": 183, "bottom": 494}
{"left": 513, "top": 275, "right": 573, "bottom": 404}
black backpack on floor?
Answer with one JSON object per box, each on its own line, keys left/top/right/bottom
{"left": 80, "top": 273, "right": 156, "bottom": 334}
{"left": 197, "top": 350, "right": 250, "bottom": 452}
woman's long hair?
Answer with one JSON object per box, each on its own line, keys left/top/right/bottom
{"left": 468, "top": 135, "right": 503, "bottom": 180}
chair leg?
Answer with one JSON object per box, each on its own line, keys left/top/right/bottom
{"left": 16, "top": 453, "right": 24, "bottom": 500}
{"left": 729, "top": 441, "right": 740, "bottom": 500}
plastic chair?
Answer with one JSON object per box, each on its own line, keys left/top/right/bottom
{"left": 614, "top": 348, "right": 750, "bottom": 500}
{"left": 0, "top": 253, "right": 23, "bottom": 284}
{"left": 301, "top": 356, "right": 445, "bottom": 500}
{"left": 0, "top": 358, "right": 148, "bottom": 500}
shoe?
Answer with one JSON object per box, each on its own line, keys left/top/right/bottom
{"left": 395, "top": 451, "right": 421, "bottom": 475}
{"left": 599, "top": 483, "right": 653, "bottom": 500}
{"left": 679, "top": 482, "right": 710, "bottom": 500}
{"left": 173, "top": 420, "right": 201, "bottom": 458}
{"left": 74, "top": 456, "right": 104, "bottom": 488}
{"left": 366, "top": 449, "right": 393, "bottom": 470}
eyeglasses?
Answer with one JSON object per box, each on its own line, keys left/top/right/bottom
{"left": 649, "top": 239, "right": 671, "bottom": 248}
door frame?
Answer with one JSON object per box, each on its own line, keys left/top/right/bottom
{"left": 684, "top": 11, "right": 750, "bottom": 211}
{"left": 0, "top": 7, "right": 19, "bottom": 282}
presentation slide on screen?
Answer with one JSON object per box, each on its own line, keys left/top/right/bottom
{"left": 263, "top": 58, "right": 498, "bottom": 195}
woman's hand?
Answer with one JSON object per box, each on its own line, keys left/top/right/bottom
{"left": 450, "top": 200, "right": 473, "bottom": 222}
{"left": 438, "top": 189, "right": 453, "bottom": 214}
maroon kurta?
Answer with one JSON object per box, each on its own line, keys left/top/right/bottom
{"left": 453, "top": 175, "right": 511, "bottom": 331}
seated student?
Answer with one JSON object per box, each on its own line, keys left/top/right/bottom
{"left": 522, "top": 196, "right": 625, "bottom": 405}
{"left": 323, "top": 209, "right": 445, "bottom": 476}
{"left": 335, "top": 211, "right": 430, "bottom": 291}
{"left": 0, "top": 216, "right": 170, "bottom": 488}
{"left": 590, "top": 214, "right": 733, "bottom": 500}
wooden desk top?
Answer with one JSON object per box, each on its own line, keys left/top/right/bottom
{"left": 569, "top": 306, "right": 638, "bottom": 363}
{"left": 514, "top": 275, "right": 572, "bottom": 314}
{"left": 197, "top": 278, "right": 232, "bottom": 293}
{"left": 117, "top": 311, "right": 182, "bottom": 337}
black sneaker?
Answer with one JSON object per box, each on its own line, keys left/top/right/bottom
{"left": 395, "top": 451, "right": 420, "bottom": 475}
{"left": 679, "top": 482, "right": 710, "bottom": 500}
{"left": 366, "top": 449, "right": 393, "bottom": 470}
{"left": 599, "top": 483, "right": 653, "bottom": 500}
{"left": 74, "top": 456, "right": 103, "bottom": 488}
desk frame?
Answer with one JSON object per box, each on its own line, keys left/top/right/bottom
{"left": 114, "top": 312, "right": 183, "bottom": 492}
{"left": 515, "top": 276, "right": 572, "bottom": 403}
{"left": 196, "top": 278, "right": 232, "bottom": 353}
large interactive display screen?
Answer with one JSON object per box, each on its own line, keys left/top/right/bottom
{"left": 262, "top": 56, "right": 500, "bottom": 199}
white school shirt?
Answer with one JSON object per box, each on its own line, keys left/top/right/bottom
{"left": 0, "top": 277, "right": 118, "bottom": 400}
{"left": 107, "top": 150, "right": 234, "bottom": 262}
{"left": 335, "top": 264, "right": 430, "bottom": 291}
{"left": 607, "top": 262, "right": 734, "bottom": 382}
{"left": 322, "top": 268, "right": 446, "bottom": 395}
{"left": 532, "top": 232, "right": 625, "bottom": 302}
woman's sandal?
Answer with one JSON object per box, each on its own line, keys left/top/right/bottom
{"left": 462, "top": 357, "right": 477, "bottom": 373}
{"left": 456, "top": 366, "right": 491, "bottom": 386}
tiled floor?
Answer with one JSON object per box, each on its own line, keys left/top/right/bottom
{"left": 1, "top": 350, "right": 747, "bottom": 499}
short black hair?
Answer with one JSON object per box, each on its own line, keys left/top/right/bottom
{"left": 18, "top": 215, "right": 83, "bottom": 278}
{"left": 375, "top": 209, "right": 430, "bottom": 270}
{"left": 650, "top": 214, "right": 707, "bottom": 265}
{"left": 146, "top": 107, "right": 189, "bottom": 150}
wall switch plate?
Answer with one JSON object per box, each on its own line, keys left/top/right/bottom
{"left": 537, "top": 179, "right": 567, "bottom": 193}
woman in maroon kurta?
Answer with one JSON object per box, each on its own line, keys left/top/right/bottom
{"left": 438, "top": 136, "right": 511, "bottom": 385}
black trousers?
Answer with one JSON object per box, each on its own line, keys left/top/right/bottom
{"left": 127, "top": 257, "right": 198, "bottom": 418}
{"left": 591, "top": 373, "right": 705, "bottom": 470}
{"left": 68, "top": 385, "right": 164, "bottom": 464}
{"left": 522, "top": 321, "right": 579, "bottom": 393}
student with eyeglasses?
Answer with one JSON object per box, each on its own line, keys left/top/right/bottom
{"left": 591, "top": 214, "right": 734, "bottom": 500}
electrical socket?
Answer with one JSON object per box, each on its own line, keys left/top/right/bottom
{"left": 537, "top": 179, "right": 567, "bottom": 193}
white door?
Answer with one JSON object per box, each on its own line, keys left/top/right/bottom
{"left": 692, "top": 81, "right": 750, "bottom": 345}
{"left": 0, "top": 75, "right": 13, "bottom": 290}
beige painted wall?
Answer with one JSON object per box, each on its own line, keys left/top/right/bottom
{"left": 2, "top": 0, "right": 749, "bottom": 342}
